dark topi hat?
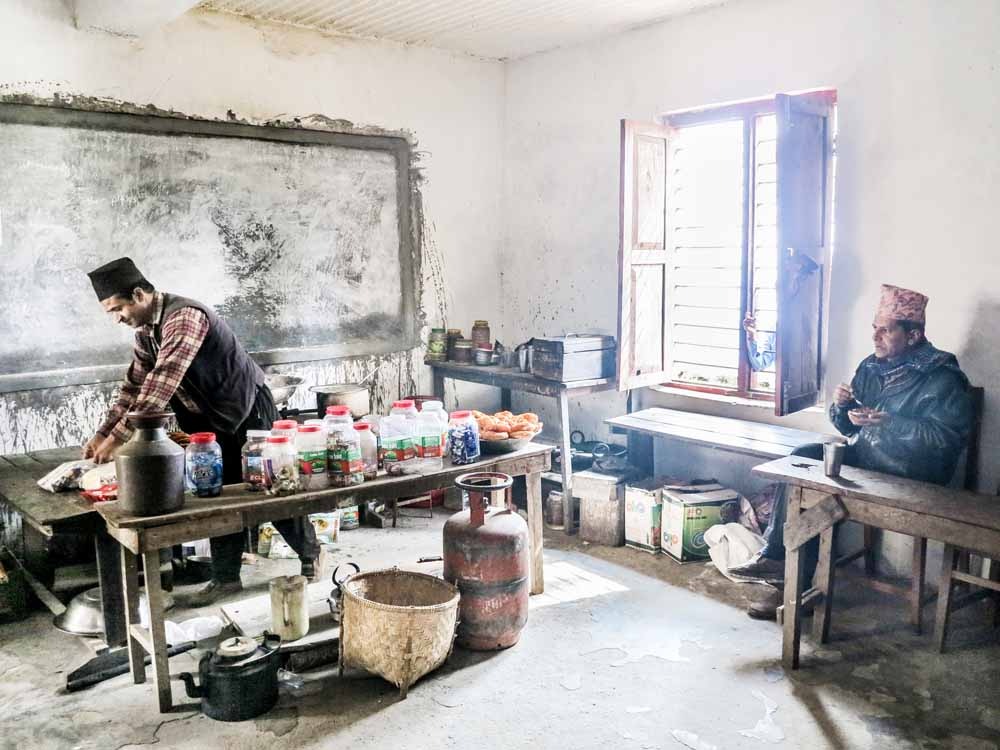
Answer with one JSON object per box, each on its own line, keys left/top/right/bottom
{"left": 87, "top": 257, "right": 150, "bottom": 301}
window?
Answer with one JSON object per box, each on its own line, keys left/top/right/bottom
{"left": 616, "top": 91, "right": 836, "bottom": 417}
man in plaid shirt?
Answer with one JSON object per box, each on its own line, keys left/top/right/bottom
{"left": 85, "top": 258, "right": 317, "bottom": 606}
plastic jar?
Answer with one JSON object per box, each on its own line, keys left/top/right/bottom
{"left": 263, "top": 435, "right": 300, "bottom": 496}
{"left": 421, "top": 400, "right": 449, "bottom": 453}
{"left": 471, "top": 320, "right": 491, "bottom": 348}
{"left": 241, "top": 429, "right": 270, "bottom": 492}
{"left": 296, "top": 424, "right": 329, "bottom": 491}
{"left": 327, "top": 422, "right": 364, "bottom": 487}
{"left": 447, "top": 411, "right": 480, "bottom": 465}
{"left": 357, "top": 415, "right": 382, "bottom": 468}
{"left": 415, "top": 411, "right": 445, "bottom": 466}
{"left": 426, "top": 328, "right": 447, "bottom": 363}
{"left": 390, "top": 400, "right": 419, "bottom": 420}
{"left": 380, "top": 414, "right": 416, "bottom": 475}
{"left": 271, "top": 419, "right": 299, "bottom": 440}
{"left": 354, "top": 423, "right": 379, "bottom": 481}
{"left": 186, "top": 432, "right": 223, "bottom": 497}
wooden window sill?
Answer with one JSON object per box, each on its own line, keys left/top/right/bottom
{"left": 648, "top": 384, "right": 826, "bottom": 414}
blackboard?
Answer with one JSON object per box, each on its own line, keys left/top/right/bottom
{"left": 0, "top": 103, "right": 419, "bottom": 393}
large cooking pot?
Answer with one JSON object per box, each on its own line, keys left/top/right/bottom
{"left": 311, "top": 384, "right": 371, "bottom": 419}
{"left": 553, "top": 430, "right": 628, "bottom": 473}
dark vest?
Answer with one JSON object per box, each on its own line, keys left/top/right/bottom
{"left": 155, "top": 293, "right": 265, "bottom": 435}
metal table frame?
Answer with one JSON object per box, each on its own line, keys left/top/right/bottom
{"left": 431, "top": 362, "right": 616, "bottom": 533}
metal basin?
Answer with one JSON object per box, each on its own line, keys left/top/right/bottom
{"left": 264, "top": 374, "right": 304, "bottom": 407}
{"left": 54, "top": 587, "right": 104, "bottom": 637}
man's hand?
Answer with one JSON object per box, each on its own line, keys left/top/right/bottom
{"left": 92, "top": 435, "right": 124, "bottom": 464}
{"left": 847, "top": 409, "right": 891, "bottom": 428}
{"left": 742, "top": 312, "right": 758, "bottom": 343}
{"left": 834, "top": 382, "right": 855, "bottom": 407}
{"left": 82, "top": 434, "right": 104, "bottom": 460}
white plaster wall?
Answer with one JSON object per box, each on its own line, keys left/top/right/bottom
{"left": 0, "top": 0, "right": 506, "bottom": 453}
{"left": 503, "top": 0, "right": 1000, "bottom": 575}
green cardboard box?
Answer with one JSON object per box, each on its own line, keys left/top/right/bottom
{"left": 661, "top": 487, "right": 740, "bottom": 562}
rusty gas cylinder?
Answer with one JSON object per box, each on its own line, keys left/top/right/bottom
{"left": 443, "top": 472, "right": 529, "bottom": 650}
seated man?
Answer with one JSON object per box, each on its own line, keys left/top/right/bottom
{"left": 729, "top": 284, "right": 974, "bottom": 618}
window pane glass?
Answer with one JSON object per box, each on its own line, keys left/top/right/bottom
{"left": 667, "top": 119, "right": 744, "bottom": 390}
{"left": 750, "top": 113, "right": 778, "bottom": 394}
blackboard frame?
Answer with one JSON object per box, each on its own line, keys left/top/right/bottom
{"left": 0, "top": 101, "right": 421, "bottom": 394}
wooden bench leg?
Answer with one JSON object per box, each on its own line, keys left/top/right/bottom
{"left": 120, "top": 546, "right": 145, "bottom": 685}
{"left": 812, "top": 525, "right": 836, "bottom": 644}
{"left": 782, "top": 487, "right": 805, "bottom": 670}
{"left": 988, "top": 558, "right": 1000, "bottom": 629}
{"left": 526, "top": 470, "right": 544, "bottom": 595}
{"left": 933, "top": 544, "right": 958, "bottom": 653}
{"left": 863, "top": 525, "right": 877, "bottom": 576}
{"left": 911, "top": 537, "right": 927, "bottom": 634}
{"left": 142, "top": 549, "right": 173, "bottom": 713}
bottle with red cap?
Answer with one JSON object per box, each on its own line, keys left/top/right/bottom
{"left": 263, "top": 435, "right": 300, "bottom": 495}
{"left": 271, "top": 419, "right": 299, "bottom": 440}
{"left": 389, "top": 400, "right": 419, "bottom": 420}
{"left": 296, "top": 424, "right": 329, "bottom": 491}
{"left": 354, "top": 423, "right": 378, "bottom": 481}
{"left": 185, "top": 432, "right": 223, "bottom": 497}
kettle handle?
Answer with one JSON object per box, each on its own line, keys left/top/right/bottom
{"left": 327, "top": 562, "right": 361, "bottom": 619}
{"left": 178, "top": 671, "right": 202, "bottom": 699}
{"left": 332, "top": 562, "right": 361, "bottom": 594}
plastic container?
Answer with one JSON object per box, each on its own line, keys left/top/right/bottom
{"left": 263, "top": 435, "right": 300, "bottom": 496}
{"left": 474, "top": 344, "right": 493, "bottom": 366}
{"left": 241, "top": 429, "right": 270, "bottom": 492}
{"left": 323, "top": 405, "right": 353, "bottom": 432}
{"left": 354, "top": 423, "right": 379, "bottom": 481}
{"left": 357, "top": 415, "right": 382, "bottom": 469}
{"left": 380, "top": 414, "right": 417, "bottom": 475}
{"left": 271, "top": 419, "right": 299, "bottom": 440}
{"left": 185, "top": 432, "right": 224, "bottom": 497}
{"left": 447, "top": 411, "right": 480, "bottom": 465}
{"left": 296, "top": 424, "right": 329, "bottom": 491}
{"left": 390, "top": 400, "right": 419, "bottom": 420}
{"left": 415, "top": 411, "right": 445, "bottom": 470}
{"left": 328, "top": 421, "right": 364, "bottom": 487}
{"left": 421, "top": 400, "right": 449, "bottom": 454}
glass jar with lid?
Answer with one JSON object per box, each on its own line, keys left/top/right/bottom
{"left": 471, "top": 320, "right": 491, "bottom": 348}
{"left": 241, "top": 429, "right": 270, "bottom": 492}
{"left": 263, "top": 435, "right": 300, "bottom": 496}
{"left": 447, "top": 411, "right": 480, "bottom": 465}
{"left": 426, "top": 328, "right": 447, "bottom": 363}
{"left": 186, "top": 432, "right": 224, "bottom": 497}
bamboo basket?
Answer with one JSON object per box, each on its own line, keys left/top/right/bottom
{"left": 338, "top": 568, "right": 460, "bottom": 698}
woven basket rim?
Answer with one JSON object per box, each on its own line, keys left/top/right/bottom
{"left": 341, "top": 568, "right": 460, "bottom": 613}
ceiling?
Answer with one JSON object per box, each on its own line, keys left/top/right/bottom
{"left": 199, "top": 0, "right": 727, "bottom": 60}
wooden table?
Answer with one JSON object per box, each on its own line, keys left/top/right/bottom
{"left": 431, "top": 361, "right": 617, "bottom": 533}
{"left": 753, "top": 456, "right": 1000, "bottom": 669}
{"left": 0, "top": 447, "right": 127, "bottom": 644}
{"left": 96, "top": 443, "right": 552, "bottom": 712}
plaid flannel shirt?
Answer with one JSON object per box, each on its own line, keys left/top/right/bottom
{"left": 98, "top": 293, "right": 209, "bottom": 443}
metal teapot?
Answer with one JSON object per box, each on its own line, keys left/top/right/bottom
{"left": 178, "top": 633, "right": 281, "bottom": 722}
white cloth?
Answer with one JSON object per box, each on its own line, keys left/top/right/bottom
{"left": 704, "top": 522, "right": 766, "bottom": 582}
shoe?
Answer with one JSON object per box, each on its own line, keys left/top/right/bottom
{"left": 748, "top": 585, "right": 783, "bottom": 620}
{"left": 182, "top": 579, "right": 243, "bottom": 608}
{"left": 300, "top": 560, "right": 316, "bottom": 580}
{"left": 727, "top": 553, "right": 785, "bottom": 584}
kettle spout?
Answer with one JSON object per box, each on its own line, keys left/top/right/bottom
{"left": 178, "top": 672, "right": 202, "bottom": 699}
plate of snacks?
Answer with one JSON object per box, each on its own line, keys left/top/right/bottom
{"left": 472, "top": 410, "right": 544, "bottom": 454}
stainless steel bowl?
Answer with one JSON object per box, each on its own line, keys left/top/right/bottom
{"left": 264, "top": 374, "right": 304, "bottom": 407}
{"left": 54, "top": 587, "right": 104, "bottom": 637}
{"left": 311, "top": 383, "right": 371, "bottom": 419}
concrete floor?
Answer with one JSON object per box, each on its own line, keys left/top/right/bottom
{"left": 1, "top": 510, "right": 999, "bottom": 750}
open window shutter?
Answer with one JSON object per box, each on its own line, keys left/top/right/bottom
{"left": 774, "top": 93, "right": 833, "bottom": 416}
{"left": 617, "top": 119, "right": 674, "bottom": 391}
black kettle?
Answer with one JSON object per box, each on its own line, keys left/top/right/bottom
{"left": 179, "top": 633, "right": 282, "bottom": 722}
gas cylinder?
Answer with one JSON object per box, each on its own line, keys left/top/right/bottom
{"left": 443, "top": 472, "right": 529, "bottom": 650}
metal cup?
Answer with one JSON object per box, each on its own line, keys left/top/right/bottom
{"left": 824, "top": 442, "right": 846, "bottom": 477}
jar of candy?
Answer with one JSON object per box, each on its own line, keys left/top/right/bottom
{"left": 296, "top": 424, "right": 329, "bottom": 491}
{"left": 426, "top": 328, "right": 447, "bottom": 363}
{"left": 390, "top": 400, "right": 419, "bottom": 420}
{"left": 471, "top": 320, "right": 491, "bottom": 348}
{"left": 241, "top": 429, "right": 270, "bottom": 492}
{"left": 380, "top": 414, "right": 416, "bottom": 475}
{"left": 263, "top": 435, "right": 299, "bottom": 496}
{"left": 186, "top": 432, "right": 223, "bottom": 497}
{"left": 271, "top": 419, "right": 299, "bottom": 440}
{"left": 447, "top": 411, "right": 480, "bottom": 465}
{"left": 327, "top": 422, "right": 364, "bottom": 486}
{"left": 354, "top": 423, "right": 379, "bottom": 481}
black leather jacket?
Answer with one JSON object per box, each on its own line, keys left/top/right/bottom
{"left": 828, "top": 342, "right": 973, "bottom": 485}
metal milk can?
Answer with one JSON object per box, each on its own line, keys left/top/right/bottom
{"left": 115, "top": 410, "right": 185, "bottom": 516}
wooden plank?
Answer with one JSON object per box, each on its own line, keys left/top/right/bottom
{"left": 812, "top": 526, "right": 836, "bottom": 644}
{"left": 526, "top": 471, "right": 544, "bottom": 595}
{"left": 607, "top": 413, "right": 793, "bottom": 458}
{"left": 951, "top": 570, "right": 1000, "bottom": 594}
{"left": 4, "top": 454, "right": 45, "bottom": 470}
{"left": 783, "top": 494, "right": 846, "bottom": 551}
{"left": 121, "top": 546, "right": 146, "bottom": 684}
{"left": 754, "top": 457, "right": 1000, "bottom": 535}
{"left": 557, "top": 392, "right": 574, "bottom": 535}
{"left": 934, "top": 544, "right": 958, "bottom": 653}
{"left": 141, "top": 549, "right": 173, "bottom": 713}
{"left": 430, "top": 362, "right": 616, "bottom": 395}
{"left": 0, "top": 448, "right": 97, "bottom": 529}
{"left": 18, "top": 561, "right": 67, "bottom": 615}
{"left": 911, "top": 538, "right": 927, "bottom": 634}
{"left": 129, "top": 624, "right": 154, "bottom": 654}
{"left": 782, "top": 486, "right": 805, "bottom": 669}
{"left": 221, "top": 579, "right": 340, "bottom": 650}
{"left": 621, "top": 408, "right": 831, "bottom": 448}
{"left": 98, "top": 444, "right": 552, "bottom": 531}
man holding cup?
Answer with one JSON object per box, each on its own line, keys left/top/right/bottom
{"left": 728, "top": 284, "right": 974, "bottom": 618}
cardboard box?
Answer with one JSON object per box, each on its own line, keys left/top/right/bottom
{"left": 624, "top": 478, "right": 664, "bottom": 553}
{"left": 575, "top": 469, "right": 630, "bottom": 547}
{"left": 661, "top": 487, "right": 740, "bottom": 562}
